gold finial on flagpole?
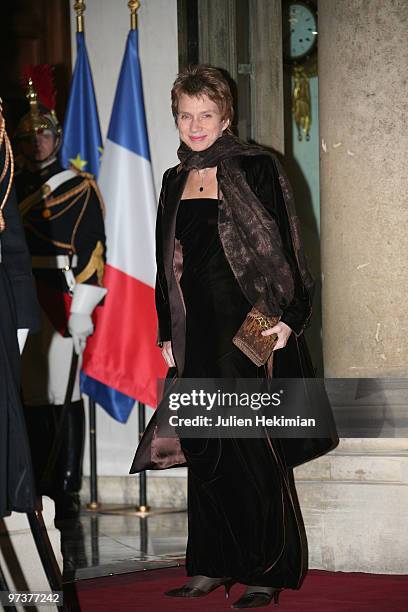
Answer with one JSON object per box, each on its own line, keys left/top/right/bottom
{"left": 128, "top": 0, "right": 141, "bottom": 30}
{"left": 74, "top": 0, "right": 86, "bottom": 33}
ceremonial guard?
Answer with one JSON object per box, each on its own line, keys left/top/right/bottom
{"left": 0, "top": 103, "right": 39, "bottom": 517}
{"left": 14, "top": 71, "right": 107, "bottom": 520}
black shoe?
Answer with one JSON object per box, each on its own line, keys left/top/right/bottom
{"left": 165, "top": 576, "right": 235, "bottom": 598}
{"left": 231, "top": 588, "right": 282, "bottom": 608}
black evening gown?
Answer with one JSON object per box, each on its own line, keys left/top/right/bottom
{"left": 175, "top": 198, "right": 306, "bottom": 589}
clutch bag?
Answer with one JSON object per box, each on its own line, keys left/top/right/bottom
{"left": 232, "top": 307, "right": 279, "bottom": 367}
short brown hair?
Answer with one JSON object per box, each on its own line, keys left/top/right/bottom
{"left": 171, "top": 65, "right": 234, "bottom": 126}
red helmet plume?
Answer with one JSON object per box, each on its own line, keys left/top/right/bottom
{"left": 22, "top": 64, "right": 56, "bottom": 112}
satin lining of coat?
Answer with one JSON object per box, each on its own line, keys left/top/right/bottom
{"left": 173, "top": 238, "right": 185, "bottom": 315}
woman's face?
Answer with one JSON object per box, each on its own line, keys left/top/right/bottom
{"left": 176, "top": 93, "right": 229, "bottom": 151}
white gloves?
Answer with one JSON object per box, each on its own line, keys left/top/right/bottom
{"left": 68, "top": 312, "right": 94, "bottom": 355}
{"left": 17, "top": 328, "right": 29, "bottom": 354}
{"left": 68, "top": 284, "right": 107, "bottom": 355}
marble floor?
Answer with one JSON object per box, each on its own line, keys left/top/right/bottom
{"left": 58, "top": 508, "right": 187, "bottom": 583}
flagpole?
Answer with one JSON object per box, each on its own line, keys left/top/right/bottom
{"left": 82, "top": 0, "right": 185, "bottom": 520}
{"left": 127, "top": 0, "right": 151, "bottom": 515}
{"left": 72, "top": 0, "right": 101, "bottom": 512}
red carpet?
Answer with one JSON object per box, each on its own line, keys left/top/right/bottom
{"left": 72, "top": 566, "right": 408, "bottom": 611}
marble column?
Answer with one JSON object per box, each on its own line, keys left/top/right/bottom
{"left": 302, "top": 0, "right": 408, "bottom": 574}
{"left": 318, "top": 0, "right": 408, "bottom": 377}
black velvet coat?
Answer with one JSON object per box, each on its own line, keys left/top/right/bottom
{"left": 0, "top": 146, "right": 40, "bottom": 517}
{"left": 130, "top": 154, "right": 338, "bottom": 474}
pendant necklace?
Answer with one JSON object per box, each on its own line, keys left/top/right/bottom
{"left": 197, "top": 168, "right": 208, "bottom": 192}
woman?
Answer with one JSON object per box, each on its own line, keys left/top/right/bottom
{"left": 0, "top": 108, "right": 39, "bottom": 518}
{"left": 131, "top": 66, "right": 337, "bottom": 608}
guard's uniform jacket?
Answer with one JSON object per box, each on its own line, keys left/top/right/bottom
{"left": 16, "top": 160, "right": 105, "bottom": 337}
{"left": 15, "top": 158, "right": 106, "bottom": 511}
{"left": 15, "top": 160, "right": 106, "bottom": 408}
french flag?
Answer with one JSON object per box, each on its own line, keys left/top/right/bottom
{"left": 81, "top": 27, "right": 167, "bottom": 421}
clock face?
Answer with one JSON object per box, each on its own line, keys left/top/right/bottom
{"left": 289, "top": 2, "right": 317, "bottom": 60}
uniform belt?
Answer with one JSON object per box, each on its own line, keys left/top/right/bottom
{"left": 31, "top": 254, "right": 78, "bottom": 270}
{"left": 31, "top": 254, "right": 78, "bottom": 293}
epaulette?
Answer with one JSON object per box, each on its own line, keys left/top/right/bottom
{"left": 82, "top": 172, "right": 105, "bottom": 217}
{"left": 68, "top": 168, "right": 105, "bottom": 216}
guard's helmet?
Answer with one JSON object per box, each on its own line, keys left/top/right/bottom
{"left": 15, "top": 65, "right": 62, "bottom": 167}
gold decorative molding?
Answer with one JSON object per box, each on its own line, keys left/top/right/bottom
{"left": 292, "top": 65, "right": 312, "bottom": 141}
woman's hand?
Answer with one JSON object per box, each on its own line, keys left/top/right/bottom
{"left": 161, "top": 340, "right": 176, "bottom": 367}
{"left": 261, "top": 321, "right": 292, "bottom": 351}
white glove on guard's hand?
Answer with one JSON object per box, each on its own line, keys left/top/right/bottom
{"left": 68, "top": 313, "right": 94, "bottom": 355}
{"left": 68, "top": 284, "right": 107, "bottom": 355}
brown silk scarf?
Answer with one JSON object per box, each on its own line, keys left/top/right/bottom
{"left": 177, "top": 133, "right": 314, "bottom": 317}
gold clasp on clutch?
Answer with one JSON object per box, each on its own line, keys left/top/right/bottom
{"left": 253, "top": 314, "right": 270, "bottom": 330}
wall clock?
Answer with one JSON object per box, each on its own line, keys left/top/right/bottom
{"left": 283, "top": 1, "right": 318, "bottom": 141}
{"left": 284, "top": 1, "right": 317, "bottom": 66}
